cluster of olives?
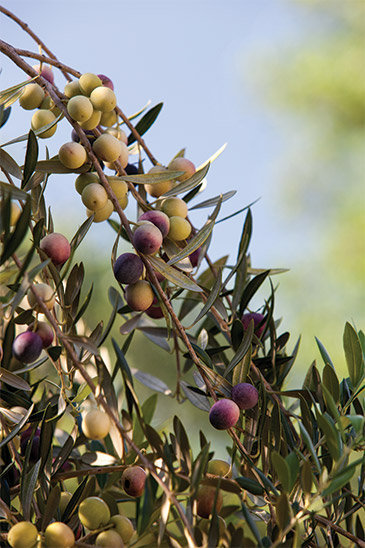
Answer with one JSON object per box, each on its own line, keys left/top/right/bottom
{"left": 112, "top": 194, "right": 199, "bottom": 314}
{"left": 11, "top": 233, "right": 71, "bottom": 364}
{"left": 7, "top": 494, "right": 136, "bottom": 548}
{"left": 18, "top": 64, "right": 60, "bottom": 140}
{"left": 207, "top": 313, "right": 265, "bottom": 430}
{"left": 209, "top": 382, "right": 259, "bottom": 430}
{"left": 77, "top": 495, "right": 137, "bottom": 547}
{"left": 75, "top": 172, "right": 128, "bottom": 222}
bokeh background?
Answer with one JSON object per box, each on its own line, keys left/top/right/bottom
{"left": 1, "top": 0, "right": 364, "bottom": 452}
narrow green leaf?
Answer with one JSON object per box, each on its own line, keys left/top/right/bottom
{"left": 197, "top": 363, "right": 232, "bottom": 397}
{"left": 179, "top": 256, "right": 228, "bottom": 320}
{"left": 246, "top": 267, "right": 289, "bottom": 276}
{"left": 0, "top": 404, "right": 34, "bottom": 449}
{"left": 343, "top": 322, "right": 364, "bottom": 387}
{"left": 315, "top": 336, "right": 334, "bottom": 368}
{"left": 112, "top": 338, "right": 134, "bottom": 387}
{"left": 301, "top": 460, "right": 313, "bottom": 494}
{"left": 224, "top": 320, "right": 253, "bottom": 378}
{"left": 0, "top": 78, "right": 37, "bottom": 101}
{"left": 271, "top": 451, "right": 291, "bottom": 492}
{"left": 162, "top": 162, "right": 210, "bottom": 198}
{"left": 180, "top": 382, "right": 210, "bottom": 411}
{"left": 189, "top": 190, "right": 236, "bottom": 210}
{"left": 41, "top": 485, "right": 61, "bottom": 530}
{"left": 0, "top": 181, "right": 28, "bottom": 200}
{"left": 241, "top": 501, "right": 262, "bottom": 546}
{"left": 0, "top": 105, "right": 11, "bottom": 128}
{"left": 239, "top": 270, "right": 270, "bottom": 316}
{"left": 322, "top": 467, "right": 356, "bottom": 497}
{"left": 316, "top": 410, "right": 341, "bottom": 461}
{"left": 197, "top": 142, "right": 227, "bottom": 170}
{"left": 117, "top": 170, "right": 183, "bottom": 185}
{"left": 136, "top": 476, "right": 158, "bottom": 534}
{"left": 0, "top": 147, "right": 23, "bottom": 179}
{"left": 158, "top": 495, "right": 171, "bottom": 546}
{"left": 173, "top": 415, "right": 191, "bottom": 470}
{"left": 61, "top": 476, "right": 89, "bottom": 523}
{"left": 20, "top": 459, "right": 41, "bottom": 520}
{"left": 148, "top": 255, "right": 203, "bottom": 292}
{"left": 275, "top": 493, "right": 291, "bottom": 531}
{"left": 142, "top": 394, "right": 158, "bottom": 424}
{"left": 22, "top": 130, "right": 38, "bottom": 188}
{"left": 162, "top": 239, "right": 193, "bottom": 272}
{"left": 133, "top": 369, "right": 172, "bottom": 395}
{"left": 35, "top": 158, "right": 90, "bottom": 174}
{"left": 190, "top": 269, "right": 222, "bottom": 327}
{"left": 285, "top": 452, "right": 299, "bottom": 492}
{"left": 167, "top": 220, "right": 215, "bottom": 267}
{"left": 216, "top": 198, "right": 260, "bottom": 225}
{"left": 1, "top": 90, "right": 23, "bottom": 110}
{"left": 71, "top": 377, "right": 98, "bottom": 403}
{"left": 127, "top": 99, "right": 152, "bottom": 121}
{"left": 1, "top": 198, "right": 31, "bottom": 265}
{"left": 128, "top": 102, "right": 163, "bottom": 145}
{"left": 322, "top": 364, "right": 340, "bottom": 405}
{"left": 235, "top": 476, "right": 264, "bottom": 496}
{"left": 299, "top": 423, "right": 321, "bottom": 473}
{"left": 321, "top": 384, "right": 340, "bottom": 421}
{"left": 66, "top": 335, "right": 100, "bottom": 355}
{"left": 70, "top": 215, "right": 95, "bottom": 252}
{"left": 0, "top": 368, "right": 31, "bottom": 391}
{"left": 227, "top": 209, "right": 252, "bottom": 304}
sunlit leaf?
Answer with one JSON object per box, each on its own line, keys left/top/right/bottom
{"left": 0, "top": 404, "right": 34, "bottom": 449}
{"left": 35, "top": 158, "right": 91, "bottom": 174}
{"left": 197, "top": 142, "right": 227, "bottom": 170}
{"left": 148, "top": 255, "right": 203, "bottom": 292}
{"left": 0, "top": 368, "right": 31, "bottom": 391}
{"left": 162, "top": 162, "right": 210, "bottom": 198}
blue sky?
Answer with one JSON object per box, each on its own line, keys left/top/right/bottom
{"left": 2, "top": 1, "right": 348, "bottom": 383}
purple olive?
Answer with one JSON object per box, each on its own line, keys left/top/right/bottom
{"left": 133, "top": 224, "right": 163, "bottom": 255}
{"left": 138, "top": 210, "right": 170, "bottom": 238}
{"left": 113, "top": 253, "right": 144, "bottom": 285}
{"left": 12, "top": 331, "right": 43, "bottom": 363}
{"left": 241, "top": 312, "right": 266, "bottom": 338}
{"left": 231, "top": 383, "right": 259, "bottom": 410}
{"left": 209, "top": 399, "right": 240, "bottom": 430}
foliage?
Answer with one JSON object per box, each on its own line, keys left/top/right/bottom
{"left": 0, "top": 8, "right": 364, "bottom": 548}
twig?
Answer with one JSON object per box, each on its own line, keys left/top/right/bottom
{"left": 0, "top": 6, "right": 72, "bottom": 81}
